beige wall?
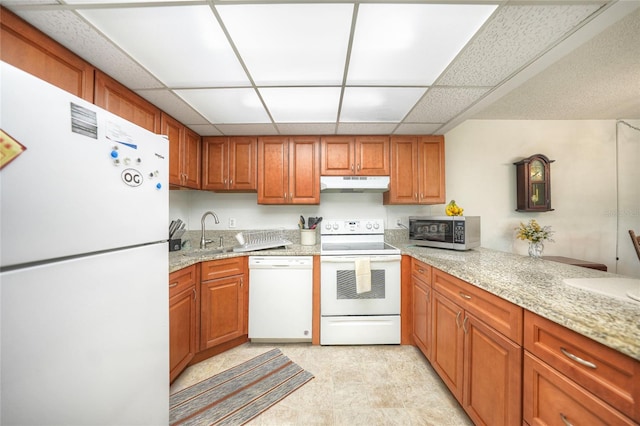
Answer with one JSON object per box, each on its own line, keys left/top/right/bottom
{"left": 445, "top": 119, "right": 639, "bottom": 277}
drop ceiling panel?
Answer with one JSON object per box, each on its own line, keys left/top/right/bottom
{"left": 337, "top": 123, "right": 398, "bottom": 135}
{"left": 79, "top": 5, "right": 250, "bottom": 87}
{"left": 341, "top": 87, "right": 427, "bottom": 122}
{"left": 215, "top": 123, "right": 278, "bottom": 136}
{"left": 11, "top": 9, "right": 163, "bottom": 90}
{"left": 175, "top": 88, "right": 271, "bottom": 124}
{"left": 276, "top": 123, "right": 338, "bottom": 135}
{"left": 438, "top": 4, "right": 605, "bottom": 86}
{"left": 395, "top": 123, "right": 444, "bottom": 135}
{"left": 347, "top": 3, "right": 497, "bottom": 85}
{"left": 405, "top": 87, "right": 491, "bottom": 123}
{"left": 135, "top": 89, "right": 208, "bottom": 125}
{"left": 259, "top": 87, "right": 342, "bottom": 122}
{"left": 217, "top": 3, "right": 353, "bottom": 86}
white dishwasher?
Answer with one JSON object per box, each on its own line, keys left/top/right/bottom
{"left": 248, "top": 256, "right": 313, "bottom": 342}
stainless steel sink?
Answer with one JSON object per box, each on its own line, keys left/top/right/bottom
{"left": 182, "top": 247, "right": 234, "bottom": 257}
{"left": 563, "top": 277, "right": 640, "bottom": 303}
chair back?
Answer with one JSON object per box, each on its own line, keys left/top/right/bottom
{"left": 630, "top": 230, "right": 640, "bottom": 262}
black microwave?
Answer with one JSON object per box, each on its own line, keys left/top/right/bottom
{"left": 409, "top": 216, "right": 481, "bottom": 251}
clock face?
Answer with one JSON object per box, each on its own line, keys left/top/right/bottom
{"left": 530, "top": 160, "right": 544, "bottom": 182}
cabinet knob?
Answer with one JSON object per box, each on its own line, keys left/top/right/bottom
{"left": 357, "top": 164, "right": 361, "bottom": 171}
{"left": 351, "top": 164, "right": 354, "bottom": 171}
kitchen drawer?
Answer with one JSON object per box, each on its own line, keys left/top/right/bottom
{"left": 523, "top": 352, "right": 635, "bottom": 425}
{"left": 411, "top": 258, "right": 431, "bottom": 285}
{"left": 201, "top": 256, "right": 245, "bottom": 281}
{"left": 524, "top": 310, "right": 640, "bottom": 421}
{"left": 433, "top": 268, "right": 523, "bottom": 344}
{"left": 169, "top": 264, "right": 197, "bottom": 298}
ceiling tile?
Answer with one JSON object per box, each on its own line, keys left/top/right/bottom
{"left": 175, "top": 88, "right": 271, "bottom": 124}
{"left": 217, "top": 3, "right": 353, "bottom": 85}
{"left": 394, "top": 123, "right": 444, "bottom": 135}
{"left": 405, "top": 88, "right": 491, "bottom": 123}
{"left": 135, "top": 89, "right": 208, "bottom": 125}
{"left": 11, "top": 9, "right": 163, "bottom": 90}
{"left": 438, "top": 3, "right": 605, "bottom": 86}
{"left": 341, "top": 87, "right": 426, "bottom": 122}
{"left": 79, "top": 5, "right": 249, "bottom": 87}
{"left": 347, "top": 3, "right": 497, "bottom": 85}
{"left": 259, "top": 87, "right": 342, "bottom": 122}
{"left": 337, "top": 123, "right": 398, "bottom": 135}
{"left": 215, "top": 123, "right": 278, "bottom": 136}
{"left": 186, "top": 124, "right": 224, "bottom": 137}
{"left": 276, "top": 123, "right": 337, "bottom": 135}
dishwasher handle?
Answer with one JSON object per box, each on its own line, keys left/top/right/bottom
{"left": 249, "top": 256, "right": 313, "bottom": 269}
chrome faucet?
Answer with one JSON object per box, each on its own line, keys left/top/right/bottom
{"left": 200, "top": 211, "right": 220, "bottom": 249}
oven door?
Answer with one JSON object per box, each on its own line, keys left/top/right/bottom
{"left": 320, "top": 255, "right": 401, "bottom": 316}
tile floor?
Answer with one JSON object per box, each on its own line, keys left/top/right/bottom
{"left": 170, "top": 343, "right": 472, "bottom": 425}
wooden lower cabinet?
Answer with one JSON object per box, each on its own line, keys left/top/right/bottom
{"left": 411, "top": 258, "right": 432, "bottom": 358}
{"left": 169, "top": 265, "right": 198, "bottom": 383}
{"left": 523, "top": 352, "right": 636, "bottom": 425}
{"left": 429, "top": 267, "right": 522, "bottom": 425}
{"left": 199, "top": 258, "right": 246, "bottom": 351}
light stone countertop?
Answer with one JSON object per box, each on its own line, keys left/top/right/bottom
{"left": 169, "top": 232, "right": 639, "bottom": 361}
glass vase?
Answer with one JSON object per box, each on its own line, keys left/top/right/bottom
{"left": 528, "top": 241, "right": 544, "bottom": 258}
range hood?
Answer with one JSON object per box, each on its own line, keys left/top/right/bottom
{"left": 320, "top": 176, "right": 390, "bottom": 193}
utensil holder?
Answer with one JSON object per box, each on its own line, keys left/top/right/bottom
{"left": 300, "top": 229, "right": 316, "bottom": 246}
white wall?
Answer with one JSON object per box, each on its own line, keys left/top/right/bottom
{"left": 170, "top": 118, "right": 639, "bottom": 277}
{"left": 445, "top": 119, "right": 639, "bottom": 277}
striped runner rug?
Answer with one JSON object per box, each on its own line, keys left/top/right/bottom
{"left": 170, "top": 348, "right": 314, "bottom": 425}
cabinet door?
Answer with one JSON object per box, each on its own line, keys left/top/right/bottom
{"left": 412, "top": 278, "right": 431, "bottom": 359}
{"left": 200, "top": 275, "right": 244, "bottom": 350}
{"left": 162, "top": 113, "right": 184, "bottom": 187}
{"left": 463, "top": 312, "right": 522, "bottom": 426}
{"left": 94, "top": 70, "right": 160, "bottom": 133}
{"left": 384, "top": 136, "right": 418, "bottom": 204}
{"left": 229, "top": 137, "right": 257, "bottom": 191}
{"left": 289, "top": 137, "right": 320, "bottom": 204}
{"left": 356, "top": 136, "right": 389, "bottom": 175}
{"left": 202, "top": 137, "right": 228, "bottom": 190}
{"left": 321, "top": 136, "right": 355, "bottom": 175}
{"left": 523, "top": 353, "right": 636, "bottom": 426}
{"left": 183, "top": 127, "right": 201, "bottom": 189}
{"left": 169, "top": 287, "right": 197, "bottom": 382}
{"left": 418, "top": 136, "right": 445, "bottom": 204}
{"left": 257, "top": 137, "right": 288, "bottom": 204}
{"left": 431, "top": 290, "right": 465, "bottom": 401}
{"left": 1, "top": 8, "right": 95, "bottom": 101}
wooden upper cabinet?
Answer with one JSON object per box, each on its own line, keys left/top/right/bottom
{"left": 257, "top": 136, "right": 320, "bottom": 205}
{"left": 162, "top": 113, "right": 201, "bottom": 189}
{"left": 94, "top": 71, "right": 161, "bottom": 133}
{"left": 384, "top": 135, "right": 445, "bottom": 205}
{"left": 0, "top": 7, "right": 95, "bottom": 101}
{"left": 202, "top": 137, "right": 257, "bottom": 192}
{"left": 321, "top": 136, "right": 389, "bottom": 176}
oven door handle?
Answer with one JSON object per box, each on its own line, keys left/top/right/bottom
{"left": 320, "top": 255, "right": 402, "bottom": 263}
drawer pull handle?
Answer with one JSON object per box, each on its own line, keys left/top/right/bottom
{"left": 169, "top": 282, "right": 178, "bottom": 288}
{"left": 455, "top": 311, "right": 462, "bottom": 328}
{"left": 459, "top": 292, "right": 472, "bottom": 300}
{"left": 418, "top": 269, "right": 425, "bottom": 273}
{"left": 559, "top": 413, "right": 573, "bottom": 426}
{"left": 560, "top": 347, "right": 597, "bottom": 369}
{"left": 192, "top": 288, "right": 197, "bottom": 301}
{"left": 462, "top": 316, "right": 469, "bottom": 334}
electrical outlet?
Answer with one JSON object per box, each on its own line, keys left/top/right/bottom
{"left": 229, "top": 217, "right": 236, "bottom": 228}
{"left": 396, "top": 219, "right": 403, "bottom": 227}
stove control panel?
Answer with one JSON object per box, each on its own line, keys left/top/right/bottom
{"left": 321, "top": 219, "right": 385, "bottom": 235}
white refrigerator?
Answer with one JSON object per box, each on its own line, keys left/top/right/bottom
{"left": 0, "top": 62, "right": 169, "bottom": 425}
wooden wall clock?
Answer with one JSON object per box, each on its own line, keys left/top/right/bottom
{"left": 514, "top": 154, "right": 554, "bottom": 212}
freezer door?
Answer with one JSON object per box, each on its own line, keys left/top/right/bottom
{"left": 0, "top": 62, "right": 168, "bottom": 267}
{"left": 0, "top": 243, "right": 169, "bottom": 425}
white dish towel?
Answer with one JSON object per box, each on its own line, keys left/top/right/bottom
{"left": 355, "top": 257, "right": 371, "bottom": 294}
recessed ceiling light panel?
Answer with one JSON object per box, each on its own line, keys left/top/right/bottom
{"left": 79, "top": 5, "right": 250, "bottom": 87}
{"left": 341, "top": 87, "right": 426, "bottom": 122}
{"left": 259, "top": 87, "right": 342, "bottom": 122}
{"left": 217, "top": 4, "right": 353, "bottom": 86}
{"left": 175, "top": 88, "right": 271, "bottom": 124}
{"left": 347, "top": 3, "right": 497, "bottom": 85}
